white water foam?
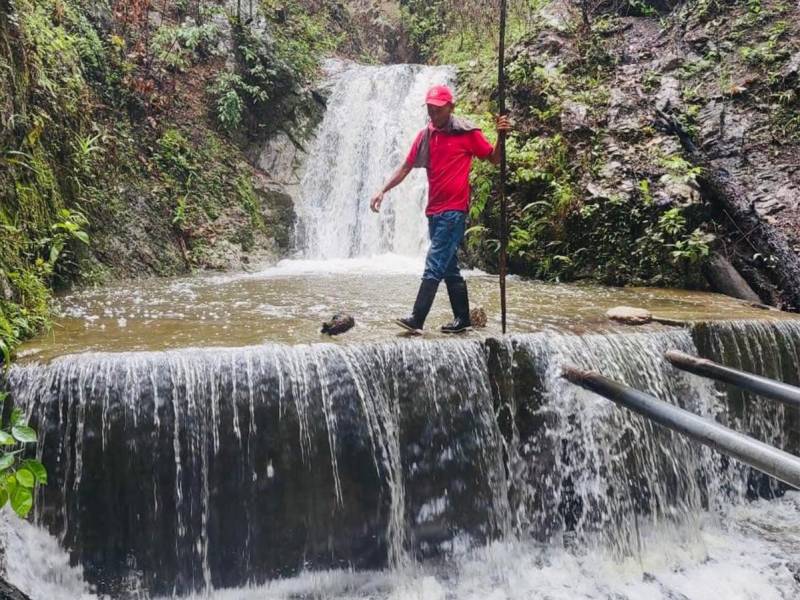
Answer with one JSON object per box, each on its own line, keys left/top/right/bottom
{"left": 204, "top": 254, "right": 425, "bottom": 284}
{"left": 201, "top": 255, "right": 486, "bottom": 285}
{"left": 0, "top": 510, "right": 95, "bottom": 599}
{"left": 161, "top": 493, "right": 800, "bottom": 600}
{"left": 4, "top": 493, "right": 799, "bottom": 600}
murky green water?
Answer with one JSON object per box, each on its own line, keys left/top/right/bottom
{"left": 20, "top": 256, "right": 798, "bottom": 362}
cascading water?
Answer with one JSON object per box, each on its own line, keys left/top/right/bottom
{"left": 3, "top": 59, "right": 800, "bottom": 599}
{"left": 295, "top": 61, "right": 454, "bottom": 259}
{"left": 5, "top": 321, "right": 800, "bottom": 597}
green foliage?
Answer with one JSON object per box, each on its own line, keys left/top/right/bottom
{"left": 155, "top": 129, "right": 198, "bottom": 184}
{"left": 0, "top": 0, "right": 103, "bottom": 360}
{"left": 563, "top": 194, "right": 711, "bottom": 286}
{"left": 151, "top": 22, "right": 222, "bottom": 71}
{"left": 400, "top": 0, "right": 447, "bottom": 61}
{"left": 261, "top": 0, "right": 341, "bottom": 80}
{"left": 210, "top": 72, "right": 266, "bottom": 131}
{"left": 235, "top": 174, "right": 264, "bottom": 230}
{"left": 209, "top": 1, "right": 340, "bottom": 132}
{"left": 659, "top": 154, "right": 703, "bottom": 186}
{"left": 0, "top": 391, "right": 47, "bottom": 518}
{"left": 671, "top": 228, "right": 715, "bottom": 264}
{"left": 150, "top": 126, "right": 269, "bottom": 263}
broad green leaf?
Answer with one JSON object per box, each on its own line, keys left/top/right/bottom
{"left": 5, "top": 474, "right": 17, "bottom": 499}
{"left": 73, "top": 231, "right": 90, "bottom": 245}
{"left": 10, "top": 408, "right": 23, "bottom": 427}
{"left": 22, "top": 459, "right": 47, "bottom": 485}
{"left": 0, "top": 453, "right": 14, "bottom": 471}
{"left": 10, "top": 486, "right": 32, "bottom": 518}
{"left": 0, "top": 431, "right": 14, "bottom": 446}
{"left": 0, "top": 488, "right": 8, "bottom": 509}
{"left": 11, "top": 425, "right": 36, "bottom": 444}
{"left": 15, "top": 468, "right": 34, "bottom": 488}
{"left": 0, "top": 452, "right": 14, "bottom": 471}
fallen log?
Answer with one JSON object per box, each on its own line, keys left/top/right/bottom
{"left": 655, "top": 109, "right": 800, "bottom": 311}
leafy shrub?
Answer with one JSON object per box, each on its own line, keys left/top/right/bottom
{"left": 0, "top": 391, "right": 47, "bottom": 518}
{"left": 150, "top": 21, "right": 221, "bottom": 71}
{"left": 210, "top": 72, "right": 266, "bottom": 131}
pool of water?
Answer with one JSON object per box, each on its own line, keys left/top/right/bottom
{"left": 20, "top": 255, "right": 797, "bottom": 362}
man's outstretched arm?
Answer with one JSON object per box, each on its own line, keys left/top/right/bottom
{"left": 370, "top": 163, "right": 413, "bottom": 213}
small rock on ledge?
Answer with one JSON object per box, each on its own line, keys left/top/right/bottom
{"left": 606, "top": 306, "right": 653, "bottom": 325}
{"left": 321, "top": 314, "right": 355, "bottom": 336}
{"left": 470, "top": 307, "right": 488, "bottom": 328}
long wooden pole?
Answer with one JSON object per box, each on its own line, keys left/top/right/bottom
{"left": 498, "top": 0, "right": 508, "bottom": 334}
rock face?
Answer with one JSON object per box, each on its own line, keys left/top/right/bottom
{"left": 494, "top": 2, "right": 800, "bottom": 305}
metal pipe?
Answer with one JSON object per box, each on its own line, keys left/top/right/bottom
{"left": 561, "top": 365, "right": 800, "bottom": 490}
{"left": 666, "top": 350, "right": 800, "bottom": 410}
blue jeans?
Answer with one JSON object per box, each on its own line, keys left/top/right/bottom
{"left": 423, "top": 210, "right": 466, "bottom": 282}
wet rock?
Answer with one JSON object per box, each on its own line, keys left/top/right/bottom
{"left": 683, "top": 28, "right": 710, "bottom": 50}
{"left": 147, "top": 10, "right": 163, "bottom": 28}
{"left": 655, "top": 76, "right": 681, "bottom": 112}
{"left": 781, "top": 52, "right": 800, "bottom": 79}
{"left": 606, "top": 306, "right": 652, "bottom": 325}
{"left": 775, "top": 184, "right": 797, "bottom": 206}
{"left": 0, "top": 578, "right": 32, "bottom": 600}
{"left": 659, "top": 177, "right": 701, "bottom": 206}
{"left": 698, "top": 101, "right": 724, "bottom": 146}
{"left": 0, "top": 271, "right": 11, "bottom": 301}
{"left": 257, "top": 132, "right": 304, "bottom": 186}
{"left": 254, "top": 183, "right": 296, "bottom": 254}
{"left": 755, "top": 199, "right": 786, "bottom": 217}
{"left": 586, "top": 182, "right": 615, "bottom": 200}
{"left": 655, "top": 53, "right": 682, "bottom": 73}
{"left": 561, "top": 101, "right": 590, "bottom": 133}
{"left": 321, "top": 314, "right": 355, "bottom": 336}
{"left": 599, "top": 161, "right": 624, "bottom": 180}
{"left": 470, "top": 308, "right": 488, "bottom": 328}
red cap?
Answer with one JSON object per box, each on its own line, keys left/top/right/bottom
{"left": 425, "top": 85, "right": 454, "bottom": 107}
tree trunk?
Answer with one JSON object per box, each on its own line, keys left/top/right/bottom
{"left": 656, "top": 109, "right": 800, "bottom": 311}
{"left": 697, "top": 166, "right": 800, "bottom": 310}
{"left": 703, "top": 252, "right": 762, "bottom": 304}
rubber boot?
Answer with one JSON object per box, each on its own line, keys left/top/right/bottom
{"left": 396, "top": 279, "right": 439, "bottom": 334}
{"left": 441, "top": 279, "right": 471, "bottom": 334}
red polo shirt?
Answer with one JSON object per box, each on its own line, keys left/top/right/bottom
{"left": 405, "top": 124, "right": 494, "bottom": 216}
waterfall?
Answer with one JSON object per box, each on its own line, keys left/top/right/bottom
{"left": 4, "top": 59, "right": 800, "bottom": 599}
{"left": 5, "top": 320, "right": 800, "bottom": 596}
{"left": 294, "top": 61, "right": 454, "bottom": 259}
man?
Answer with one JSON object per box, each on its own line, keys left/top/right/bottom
{"left": 369, "top": 84, "right": 511, "bottom": 334}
